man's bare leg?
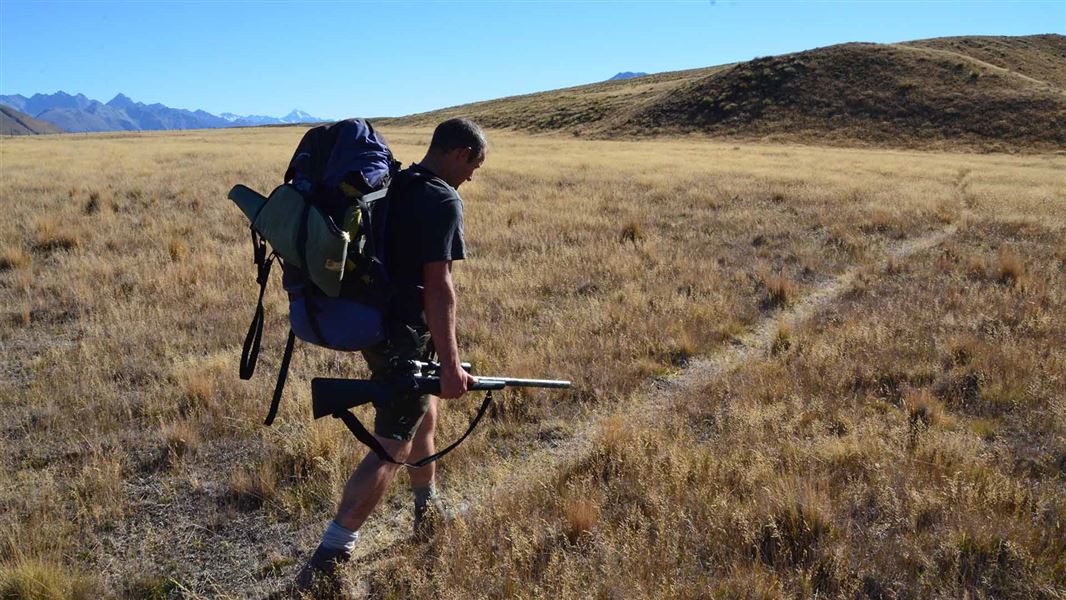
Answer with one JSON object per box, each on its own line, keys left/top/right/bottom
{"left": 407, "top": 396, "right": 438, "bottom": 487}
{"left": 293, "top": 435, "right": 412, "bottom": 594}
{"left": 334, "top": 436, "right": 413, "bottom": 531}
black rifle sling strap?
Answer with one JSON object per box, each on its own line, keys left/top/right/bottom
{"left": 331, "top": 390, "right": 494, "bottom": 468}
{"left": 241, "top": 230, "right": 275, "bottom": 380}
{"left": 414, "top": 390, "right": 493, "bottom": 466}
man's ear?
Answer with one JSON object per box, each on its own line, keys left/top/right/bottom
{"left": 445, "top": 147, "right": 468, "bottom": 163}
{"left": 456, "top": 147, "right": 474, "bottom": 163}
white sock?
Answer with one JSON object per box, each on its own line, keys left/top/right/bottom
{"left": 318, "top": 520, "right": 359, "bottom": 554}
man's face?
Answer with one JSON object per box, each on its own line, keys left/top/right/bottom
{"left": 446, "top": 147, "right": 485, "bottom": 189}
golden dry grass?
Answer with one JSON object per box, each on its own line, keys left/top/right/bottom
{"left": 0, "top": 125, "right": 1063, "bottom": 597}
{"left": 369, "top": 214, "right": 1066, "bottom": 600}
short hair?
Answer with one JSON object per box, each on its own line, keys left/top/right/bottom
{"left": 429, "top": 118, "right": 486, "bottom": 160}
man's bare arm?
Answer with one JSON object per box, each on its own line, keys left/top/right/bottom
{"left": 423, "top": 260, "right": 476, "bottom": 398}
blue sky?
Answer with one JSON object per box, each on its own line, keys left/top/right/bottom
{"left": 1, "top": 1, "right": 1063, "bottom": 119}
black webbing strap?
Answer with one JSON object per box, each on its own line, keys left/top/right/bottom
{"left": 263, "top": 329, "right": 296, "bottom": 426}
{"left": 332, "top": 390, "right": 494, "bottom": 468}
{"left": 414, "top": 390, "right": 493, "bottom": 467}
{"left": 240, "top": 230, "right": 275, "bottom": 380}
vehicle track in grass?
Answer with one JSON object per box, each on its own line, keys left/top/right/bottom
{"left": 258, "top": 223, "right": 958, "bottom": 597}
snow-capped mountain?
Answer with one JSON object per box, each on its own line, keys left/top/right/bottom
{"left": 281, "top": 109, "right": 318, "bottom": 124}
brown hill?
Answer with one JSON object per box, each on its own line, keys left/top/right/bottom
{"left": 384, "top": 34, "right": 1065, "bottom": 150}
{"left": 385, "top": 65, "right": 730, "bottom": 132}
{"left": 903, "top": 34, "right": 1066, "bottom": 88}
{"left": 0, "top": 105, "right": 65, "bottom": 135}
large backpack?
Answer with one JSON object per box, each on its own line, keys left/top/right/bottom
{"left": 228, "top": 118, "right": 405, "bottom": 425}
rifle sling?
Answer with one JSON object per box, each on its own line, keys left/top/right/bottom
{"left": 332, "top": 390, "right": 494, "bottom": 468}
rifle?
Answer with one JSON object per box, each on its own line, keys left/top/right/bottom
{"left": 310, "top": 361, "right": 571, "bottom": 467}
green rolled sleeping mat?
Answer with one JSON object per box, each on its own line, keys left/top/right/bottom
{"left": 228, "top": 184, "right": 351, "bottom": 298}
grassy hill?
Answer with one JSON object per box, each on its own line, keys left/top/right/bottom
{"left": 0, "top": 106, "right": 65, "bottom": 135}
{"left": 904, "top": 34, "right": 1066, "bottom": 88}
{"left": 383, "top": 34, "right": 1065, "bottom": 150}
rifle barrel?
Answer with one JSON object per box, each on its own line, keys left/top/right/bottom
{"left": 475, "top": 377, "right": 572, "bottom": 389}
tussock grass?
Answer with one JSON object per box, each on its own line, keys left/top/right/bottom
{"left": 0, "top": 246, "right": 30, "bottom": 272}
{"left": 0, "top": 125, "right": 1062, "bottom": 595}
{"left": 993, "top": 246, "right": 1026, "bottom": 287}
{"left": 860, "top": 207, "right": 905, "bottom": 237}
{"left": 753, "top": 483, "right": 833, "bottom": 569}
{"left": 70, "top": 447, "right": 127, "bottom": 526}
{"left": 158, "top": 418, "right": 200, "bottom": 469}
{"left": 0, "top": 558, "right": 99, "bottom": 600}
{"left": 226, "top": 462, "right": 278, "bottom": 512}
{"left": 770, "top": 323, "right": 793, "bottom": 356}
{"left": 759, "top": 271, "right": 797, "bottom": 310}
{"left": 31, "top": 217, "right": 80, "bottom": 253}
{"left": 562, "top": 496, "right": 601, "bottom": 545}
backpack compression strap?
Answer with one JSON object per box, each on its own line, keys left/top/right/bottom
{"left": 240, "top": 230, "right": 275, "bottom": 380}
{"left": 238, "top": 226, "right": 300, "bottom": 427}
{"left": 263, "top": 329, "right": 296, "bottom": 426}
{"left": 330, "top": 390, "right": 494, "bottom": 468}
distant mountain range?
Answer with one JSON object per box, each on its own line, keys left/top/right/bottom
{"left": 609, "top": 72, "right": 648, "bottom": 81}
{"left": 0, "top": 91, "right": 325, "bottom": 134}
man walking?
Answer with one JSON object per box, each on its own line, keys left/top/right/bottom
{"left": 293, "top": 118, "right": 486, "bottom": 596}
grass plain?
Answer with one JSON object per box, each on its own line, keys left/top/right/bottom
{"left": 0, "top": 125, "right": 1063, "bottom": 598}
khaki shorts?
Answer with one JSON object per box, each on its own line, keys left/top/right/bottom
{"left": 360, "top": 324, "right": 431, "bottom": 441}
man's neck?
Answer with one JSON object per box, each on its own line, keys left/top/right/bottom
{"left": 415, "top": 155, "right": 446, "bottom": 181}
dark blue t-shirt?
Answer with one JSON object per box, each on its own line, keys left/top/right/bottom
{"left": 385, "top": 164, "right": 466, "bottom": 326}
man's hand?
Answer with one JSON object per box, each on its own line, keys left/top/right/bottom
{"left": 438, "top": 363, "right": 477, "bottom": 399}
